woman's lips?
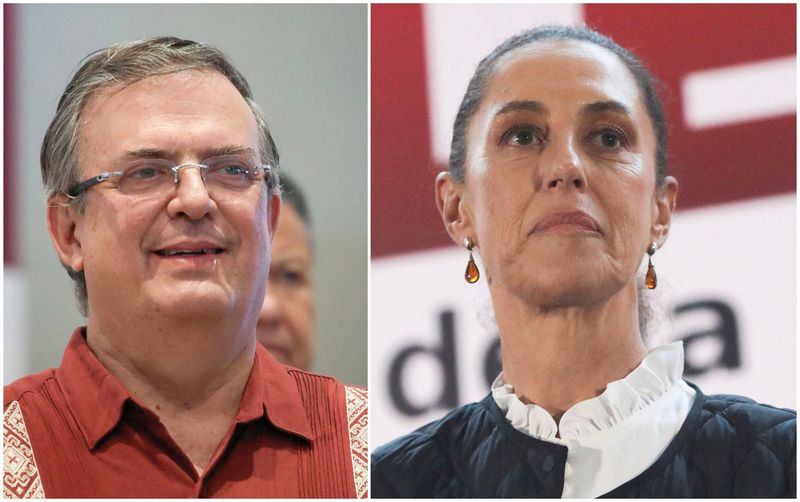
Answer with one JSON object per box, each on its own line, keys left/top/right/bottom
{"left": 532, "top": 211, "right": 601, "bottom": 234}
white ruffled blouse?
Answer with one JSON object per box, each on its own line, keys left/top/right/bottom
{"left": 491, "top": 341, "right": 696, "bottom": 498}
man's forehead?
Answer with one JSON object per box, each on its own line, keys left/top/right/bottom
{"left": 77, "top": 69, "right": 260, "bottom": 167}
{"left": 81, "top": 69, "right": 236, "bottom": 118}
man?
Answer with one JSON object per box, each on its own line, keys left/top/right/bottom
{"left": 257, "top": 174, "right": 315, "bottom": 370}
{"left": 4, "top": 37, "right": 367, "bottom": 498}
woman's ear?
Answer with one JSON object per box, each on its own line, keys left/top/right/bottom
{"left": 46, "top": 196, "right": 85, "bottom": 273}
{"left": 651, "top": 176, "right": 679, "bottom": 246}
{"left": 435, "top": 171, "right": 475, "bottom": 247}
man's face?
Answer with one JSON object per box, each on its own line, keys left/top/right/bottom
{"left": 257, "top": 204, "right": 316, "bottom": 370}
{"left": 65, "top": 70, "right": 277, "bottom": 324}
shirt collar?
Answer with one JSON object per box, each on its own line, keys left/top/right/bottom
{"left": 490, "top": 341, "right": 697, "bottom": 498}
{"left": 57, "top": 327, "right": 314, "bottom": 450}
{"left": 56, "top": 328, "right": 131, "bottom": 450}
{"left": 491, "top": 341, "right": 687, "bottom": 440}
{"left": 241, "top": 344, "right": 315, "bottom": 442}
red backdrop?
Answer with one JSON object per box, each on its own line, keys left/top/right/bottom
{"left": 371, "top": 4, "right": 796, "bottom": 258}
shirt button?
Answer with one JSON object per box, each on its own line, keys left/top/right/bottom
{"left": 542, "top": 454, "right": 555, "bottom": 472}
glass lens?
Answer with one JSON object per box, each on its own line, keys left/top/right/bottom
{"left": 117, "top": 160, "right": 175, "bottom": 195}
{"left": 205, "top": 155, "right": 263, "bottom": 190}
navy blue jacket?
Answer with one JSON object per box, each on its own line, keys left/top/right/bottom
{"left": 372, "top": 384, "right": 796, "bottom": 497}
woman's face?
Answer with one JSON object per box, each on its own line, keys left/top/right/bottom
{"left": 447, "top": 40, "right": 676, "bottom": 308}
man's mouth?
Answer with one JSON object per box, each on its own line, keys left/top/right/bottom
{"left": 155, "top": 248, "right": 224, "bottom": 257}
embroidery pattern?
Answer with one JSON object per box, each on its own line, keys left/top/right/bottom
{"left": 4, "top": 401, "right": 44, "bottom": 499}
{"left": 345, "top": 386, "right": 368, "bottom": 499}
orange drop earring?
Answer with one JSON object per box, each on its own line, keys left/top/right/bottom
{"left": 464, "top": 237, "right": 480, "bottom": 284}
{"left": 645, "top": 242, "right": 657, "bottom": 289}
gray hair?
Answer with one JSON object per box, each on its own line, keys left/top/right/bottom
{"left": 41, "top": 36, "right": 281, "bottom": 316}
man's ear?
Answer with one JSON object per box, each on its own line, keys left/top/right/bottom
{"left": 651, "top": 176, "right": 678, "bottom": 247}
{"left": 46, "top": 196, "right": 84, "bottom": 273}
{"left": 267, "top": 193, "right": 281, "bottom": 241}
{"left": 435, "top": 172, "right": 475, "bottom": 247}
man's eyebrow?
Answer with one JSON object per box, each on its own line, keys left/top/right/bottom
{"left": 206, "top": 145, "right": 257, "bottom": 158}
{"left": 272, "top": 256, "right": 312, "bottom": 267}
{"left": 119, "top": 145, "right": 257, "bottom": 161}
{"left": 120, "top": 148, "right": 168, "bottom": 160}
{"left": 582, "top": 100, "right": 632, "bottom": 117}
{"left": 493, "top": 100, "right": 549, "bottom": 118}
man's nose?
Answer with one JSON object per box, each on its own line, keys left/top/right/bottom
{"left": 165, "top": 166, "right": 216, "bottom": 219}
{"left": 259, "top": 289, "right": 283, "bottom": 326}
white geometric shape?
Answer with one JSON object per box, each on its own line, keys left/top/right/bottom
{"left": 424, "top": 4, "right": 584, "bottom": 163}
{"left": 682, "top": 56, "right": 796, "bottom": 130}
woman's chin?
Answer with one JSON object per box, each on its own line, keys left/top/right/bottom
{"left": 498, "top": 268, "right": 625, "bottom": 309}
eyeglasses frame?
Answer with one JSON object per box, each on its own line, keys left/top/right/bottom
{"left": 65, "top": 159, "right": 275, "bottom": 199}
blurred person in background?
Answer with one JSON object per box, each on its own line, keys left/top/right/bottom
{"left": 257, "top": 174, "right": 315, "bottom": 371}
{"left": 371, "top": 25, "right": 795, "bottom": 498}
{"left": 4, "top": 36, "right": 367, "bottom": 499}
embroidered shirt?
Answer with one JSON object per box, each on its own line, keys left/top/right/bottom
{"left": 3, "top": 327, "right": 368, "bottom": 498}
{"left": 491, "top": 341, "right": 696, "bottom": 498}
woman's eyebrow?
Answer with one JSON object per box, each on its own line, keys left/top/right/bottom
{"left": 493, "top": 100, "right": 549, "bottom": 119}
{"left": 492, "top": 100, "right": 633, "bottom": 120}
{"left": 582, "top": 100, "right": 633, "bottom": 117}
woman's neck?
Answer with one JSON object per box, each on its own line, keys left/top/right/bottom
{"left": 494, "top": 281, "right": 647, "bottom": 423}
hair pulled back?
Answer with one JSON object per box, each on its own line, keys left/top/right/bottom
{"left": 449, "top": 25, "right": 668, "bottom": 185}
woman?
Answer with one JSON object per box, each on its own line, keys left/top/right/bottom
{"left": 371, "top": 26, "right": 795, "bottom": 498}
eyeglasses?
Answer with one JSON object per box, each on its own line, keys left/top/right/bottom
{"left": 66, "top": 154, "right": 274, "bottom": 199}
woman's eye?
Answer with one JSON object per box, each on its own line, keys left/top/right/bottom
{"left": 501, "top": 126, "right": 542, "bottom": 147}
{"left": 592, "top": 128, "right": 628, "bottom": 149}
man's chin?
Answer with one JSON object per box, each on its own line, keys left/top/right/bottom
{"left": 143, "top": 284, "right": 237, "bottom": 318}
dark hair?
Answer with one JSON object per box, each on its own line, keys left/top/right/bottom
{"left": 449, "top": 25, "right": 668, "bottom": 185}
{"left": 278, "top": 173, "right": 311, "bottom": 228}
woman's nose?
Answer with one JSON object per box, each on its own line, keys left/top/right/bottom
{"left": 537, "top": 133, "right": 587, "bottom": 192}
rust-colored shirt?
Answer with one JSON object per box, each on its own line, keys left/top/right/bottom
{"left": 3, "top": 328, "right": 367, "bottom": 498}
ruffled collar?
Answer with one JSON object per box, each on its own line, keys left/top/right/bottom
{"left": 491, "top": 341, "right": 685, "bottom": 442}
